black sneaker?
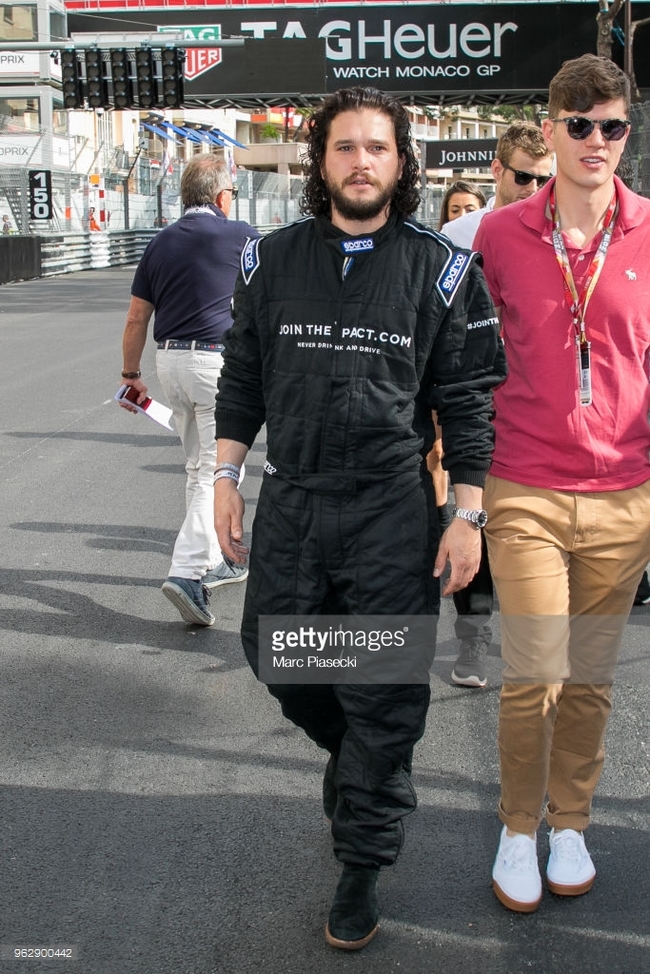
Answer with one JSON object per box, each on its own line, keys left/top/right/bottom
{"left": 451, "top": 636, "right": 488, "bottom": 688}
{"left": 634, "top": 570, "right": 650, "bottom": 606}
{"left": 162, "top": 577, "right": 215, "bottom": 626}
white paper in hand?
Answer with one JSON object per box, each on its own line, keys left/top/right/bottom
{"left": 114, "top": 385, "right": 174, "bottom": 431}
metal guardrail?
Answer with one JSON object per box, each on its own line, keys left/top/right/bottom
{"left": 39, "top": 229, "right": 158, "bottom": 277}
{"left": 0, "top": 222, "right": 284, "bottom": 285}
{"left": 37, "top": 225, "right": 287, "bottom": 280}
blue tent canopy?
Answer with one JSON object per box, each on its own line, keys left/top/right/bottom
{"left": 142, "top": 122, "right": 179, "bottom": 143}
{"left": 161, "top": 120, "right": 204, "bottom": 143}
{"left": 212, "top": 130, "right": 247, "bottom": 149}
{"left": 145, "top": 115, "right": 248, "bottom": 150}
{"left": 184, "top": 127, "right": 217, "bottom": 145}
{"left": 203, "top": 130, "right": 227, "bottom": 147}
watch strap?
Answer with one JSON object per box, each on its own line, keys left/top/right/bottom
{"left": 452, "top": 506, "right": 488, "bottom": 529}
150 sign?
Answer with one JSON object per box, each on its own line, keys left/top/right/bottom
{"left": 29, "top": 170, "right": 53, "bottom": 221}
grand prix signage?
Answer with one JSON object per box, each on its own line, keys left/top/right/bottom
{"left": 158, "top": 25, "right": 222, "bottom": 81}
{"left": 65, "top": 3, "right": 598, "bottom": 99}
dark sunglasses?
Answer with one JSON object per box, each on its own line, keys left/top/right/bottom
{"left": 502, "top": 165, "right": 552, "bottom": 187}
{"left": 550, "top": 116, "right": 630, "bottom": 142}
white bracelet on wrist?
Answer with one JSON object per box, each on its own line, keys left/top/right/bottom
{"left": 214, "top": 469, "right": 240, "bottom": 484}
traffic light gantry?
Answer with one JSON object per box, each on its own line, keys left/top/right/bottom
{"left": 5, "top": 32, "right": 245, "bottom": 111}
{"left": 61, "top": 44, "right": 186, "bottom": 111}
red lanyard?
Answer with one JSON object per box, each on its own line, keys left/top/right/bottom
{"left": 549, "top": 185, "right": 617, "bottom": 342}
{"left": 548, "top": 185, "right": 617, "bottom": 405}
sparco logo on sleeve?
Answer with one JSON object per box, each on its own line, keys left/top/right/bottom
{"left": 436, "top": 251, "right": 471, "bottom": 306}
{"left": 241, "top": 237, "right": 261, "bottom": 284}
{"left": 340, "top": 237, "right": 374, "bottom": 254}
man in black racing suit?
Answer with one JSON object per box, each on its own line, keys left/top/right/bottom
{"left": 214, "top": 87, "right": 507, "bottom": 951}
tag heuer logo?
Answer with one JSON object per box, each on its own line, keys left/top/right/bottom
{"left": 158, "top": 26, "right": 222, "bottom": 81}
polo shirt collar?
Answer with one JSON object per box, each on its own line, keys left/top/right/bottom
{"left": 610, "top": 174, "right": 648, "bottom": 231}
{"left": 183, "top": 203, "right": 226, "bottom": 219}
{"left": 519, "top": 174, "right": 644, "bottom": 245}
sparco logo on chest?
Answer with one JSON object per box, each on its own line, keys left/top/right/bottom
{"left": 341, "top": 238, "right": 374, "bottom": 254}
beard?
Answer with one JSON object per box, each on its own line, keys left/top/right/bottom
{"left": 323, "top": 172, "right": 400, "bottom": 223}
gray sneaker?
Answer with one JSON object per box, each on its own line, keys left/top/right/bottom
{"left": 203, "top": 558, "right": 249, "bottom": 589}
{"left": 451, "top": 636, "right": 488, "bottom": 688}
{"left": 162, "top": 577, "right": 215, "bottom": 626}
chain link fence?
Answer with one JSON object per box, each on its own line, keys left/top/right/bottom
{"left": 0, "top": 162, "right": 471, "bottom": 236}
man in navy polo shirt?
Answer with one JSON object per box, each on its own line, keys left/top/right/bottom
{"left": 119, "top": 156, "right": 259, "bottom": 625}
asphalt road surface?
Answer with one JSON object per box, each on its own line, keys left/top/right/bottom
{"left": 1, "top": 268, "right": 648, "bottom": 974}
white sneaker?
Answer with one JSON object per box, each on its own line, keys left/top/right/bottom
{"left": 492, "top": 825, "right": 542, "bottom": 913}
{"left": 547, "top": 828, "right": 596, "bottom": 896}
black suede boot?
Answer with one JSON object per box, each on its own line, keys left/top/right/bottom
{"left": 322, "top": 753, "right": 338, "bottom": 822}
{"left": 325, "top": 864, "right": 380, "bottom": 950}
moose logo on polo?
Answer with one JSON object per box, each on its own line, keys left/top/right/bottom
{"left": 158, "top": 26, "right": 222, "bottom": 81}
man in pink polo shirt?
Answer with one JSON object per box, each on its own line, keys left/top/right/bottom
{"left": 474, "top": 54, "right": 650, "bottom": 913}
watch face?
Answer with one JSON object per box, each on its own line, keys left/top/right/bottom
{"left": 476, "top": 510, "right": 488, "bottom": 529}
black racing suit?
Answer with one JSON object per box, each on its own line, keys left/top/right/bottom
{"left": 215, "top": 210, "right": 507, "bottom": 867}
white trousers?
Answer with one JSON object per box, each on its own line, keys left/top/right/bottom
{"left": 156, "top": 347, "right": 225, "bottom": 580}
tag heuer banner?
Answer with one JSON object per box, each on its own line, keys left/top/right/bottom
{"left": 65, "top": 2, "right": 642, "bottom": 106}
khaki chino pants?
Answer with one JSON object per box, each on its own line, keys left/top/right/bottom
{"left": 484, "top": 475, "right": 650, "bottom": 832}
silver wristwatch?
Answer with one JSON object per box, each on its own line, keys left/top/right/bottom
{"left": 452, "top": 507, "right": 488, "bottom": 530}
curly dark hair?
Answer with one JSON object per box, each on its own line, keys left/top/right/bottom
{"left": 300, "top": 87, "right": 421, "bottom": 218}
